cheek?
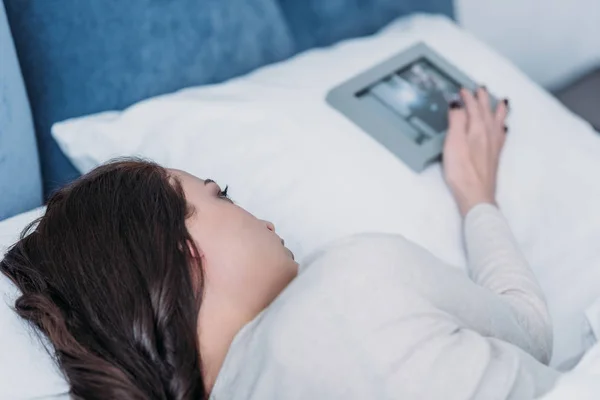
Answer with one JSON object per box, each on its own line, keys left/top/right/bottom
{"left": 189, "top": 204, "right": 292, "bottom": 299}
{"left": 203, "top": 229, "right": 288, "bottom": 299}
{"left": 189, "top": 208, "right": 256, "bottom": 276}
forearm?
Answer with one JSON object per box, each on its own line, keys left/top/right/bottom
{"left": 464, "top": 203, "right": 553, "bottom": 364}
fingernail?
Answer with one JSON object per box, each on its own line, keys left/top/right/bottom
{"left": 504, "top": 125, "right": 509, "bottom": 133}
{"left": 449, "top": 100, "right": 462, "bottom": 109}
{"left": 480, "top": 85, "right": 487, "bottom": 91}
{"left": 503, "top": 98, "right": 510, "bottom": 108}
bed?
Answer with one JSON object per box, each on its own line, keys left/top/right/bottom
{"left": 1, "top": 1, "right": 600, "bottom": 398}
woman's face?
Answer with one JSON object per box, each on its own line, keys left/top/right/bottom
{"left": 170, "top": 170, "right": 298, "bottom": 315}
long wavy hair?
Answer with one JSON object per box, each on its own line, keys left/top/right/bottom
{"left": 0, "top": 160, "right": 207, "bottom": 399}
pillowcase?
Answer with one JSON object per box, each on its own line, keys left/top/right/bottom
{"left": 0, "top": 207, "right": 70, "bottom": 399}
{"left": 53, "top": 14, "right": 600, "bottom": 367}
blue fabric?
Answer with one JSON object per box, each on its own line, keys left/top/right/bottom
{"left": 4, "top": 0, "right": 295, "bottom": 197}
{"left": 0, "top": 1, "right": 42, "bottom": 220}
{"left": 278, "top": 0, "right": 455, "bottom": 52}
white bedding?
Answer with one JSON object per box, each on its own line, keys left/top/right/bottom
{"left": 0, "top": 207, "right": 71, "bottom": 399}
{"left": 52, "top": 14, "right": 600, "bottom": 371}
{"left": 540, "top": 343, "right": 600, "bottom": 399}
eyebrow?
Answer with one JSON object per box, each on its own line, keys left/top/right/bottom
{"left": 204, "top": 179, "right": 215, "bottom": 186}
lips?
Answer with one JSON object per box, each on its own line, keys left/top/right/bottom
{"left": 282, "top": 239, "right": 294, "bottom": 260}
{"left": 287, "top": 247, "right": 295, "bottom": 260}
{"left": 276, "top": 235, "right": 294, "bottom": 260}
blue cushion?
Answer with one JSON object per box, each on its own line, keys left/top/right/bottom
{"left": 4, "top": 0, "right": 294, "bottom": 197}
{"left": 0, "top": 1, "right": 42, "bottom": 220}
{"left": 278, "top": 0, "right": 455, "bottom": 51}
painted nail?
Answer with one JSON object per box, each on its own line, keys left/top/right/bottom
{"left": 504, "top": 126, "right": 509, "bottom": 133}
{"left": 449, "top": 100, "right": 462, "bottom": 109}
{"left": 503, "top": 98, "right": 510, "bottom": 108}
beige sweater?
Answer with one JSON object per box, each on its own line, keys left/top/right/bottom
{"left": 211, "top": 204, "right": 560, "bottom": 399}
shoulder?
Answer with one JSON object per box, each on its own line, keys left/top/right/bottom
{"left": 302, "top": 233, "right": 419, "bottom": 268}
{"left": 301, "top": 233, "right": 445, "bottom": 283}
{"left": 259, "top": 233, "right": 439, "bottom": 347}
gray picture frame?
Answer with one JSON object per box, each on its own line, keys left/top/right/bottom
{"left": 326, "top": 42, "right": 498, "bottom": 172}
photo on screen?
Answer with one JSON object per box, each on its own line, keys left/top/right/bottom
{"left": 368, "top": 59, "right": 462, "bottom": 145}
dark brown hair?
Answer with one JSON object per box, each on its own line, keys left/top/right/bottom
{"left": 0, "top": 159, "right": 206, "bottom": 399}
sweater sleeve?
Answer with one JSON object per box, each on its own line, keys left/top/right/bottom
{"left": 464, "top": 203, "right": 553, "bottom": 364}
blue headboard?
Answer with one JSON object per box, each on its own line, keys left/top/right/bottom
{"left": 4, "top": 0, "right": 454, "bottom": 200}
{"left": 278, "top": 0, "right": 455, "bottom": 51}
{"left": 0, "top": 1, "right": 42, "bottom": 220}
{"left": 4, "top": 0, "right": 296, "bottom": 198}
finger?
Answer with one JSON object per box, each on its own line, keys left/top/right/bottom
{"left": 448, "top": 101, "right": 467, "bottom": 132}
{"left": 460, "top": 88, "right": 483, "bottom": 132}
{"left": 495, "top": 98, "right": 509, "bottom": 125}
{"left": 445, "top": 101, "right": 468, "bottom": 148}
{"left": 498, "top": 125, "right": 508, "bottom": 148}
{"left": 476, "top": 86, "right": 494, "bottom": 126}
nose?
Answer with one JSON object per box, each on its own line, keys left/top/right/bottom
{"left": 263, "top": 220, "right": 276, "bottom": 233}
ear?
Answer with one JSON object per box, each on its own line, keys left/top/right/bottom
{"left": 178, "top": 239, "right": 204, "bottom": 259}
{"left": 186, "top": 239, "right": 205, "bottom": 261}
{"left": 185, "top": 240, "right": 205, "bottom": 294}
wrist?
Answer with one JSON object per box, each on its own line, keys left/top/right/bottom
{"left": 454, "top": 192, "right": 497, "bottom": 217}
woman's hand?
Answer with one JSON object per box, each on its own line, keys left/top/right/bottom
{"left": 443, "top": 87, "right": 509, "bottom": 217}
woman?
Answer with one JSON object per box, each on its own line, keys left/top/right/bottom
{"left": 1, "top": 88, "right": 560, "bottom": 399}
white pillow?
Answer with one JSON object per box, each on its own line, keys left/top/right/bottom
{"left": 53, "top": 14, "right": 600, "bottom": 367}
{"left": 0, "top": 207, "right": 70, "bottom": 399}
